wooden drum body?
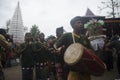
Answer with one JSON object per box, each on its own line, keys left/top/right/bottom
{"left": 64, "top": 43, "right": 106, "bottom": 76}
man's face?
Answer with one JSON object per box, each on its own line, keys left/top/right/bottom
{"left": 35, "top": 34, "right": 39, "bottom": 40}
{"left": 56, "top": 32, "right": 63, "bottom": 38}
{"left": 25, "top": 34, "right": 31, "bottom": 41}
{"left": 39, "top": 34, "right": 44, "bottom": 41}
{"left": 47, "top": 39, "right": 53, "bottom": 45}
{"left": 73, "top": 20, "right": 84, "bottom": 31}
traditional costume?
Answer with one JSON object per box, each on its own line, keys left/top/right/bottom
{"left": 56, "top": 32, "right": 92, "bottom": 80}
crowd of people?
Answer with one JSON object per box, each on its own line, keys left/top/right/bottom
{"left": 0, "top": 16, "right": 120, "bottom": 80}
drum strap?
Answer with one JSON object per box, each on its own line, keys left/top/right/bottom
{"left": 72, "top": 32, "right": 75, "bottom": 43}
{"left": 72, "top": 32, "right": 80, "bottom": 43}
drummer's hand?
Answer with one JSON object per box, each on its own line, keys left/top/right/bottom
{"left": 57, "top": 45, "right": 65, "bottom": 54}
{"left": 48, "top": 48, "right": 56, "bottom": 53}
{"left": 53, "top": 47, "right": 61, "bottom": 54}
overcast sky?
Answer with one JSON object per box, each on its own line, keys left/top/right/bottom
{"left": 0, "top": 0, "right": 108, "bottom": 37}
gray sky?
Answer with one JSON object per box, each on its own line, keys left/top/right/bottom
{"left": 0, "top": 0, "right": 107, "bottom": 37}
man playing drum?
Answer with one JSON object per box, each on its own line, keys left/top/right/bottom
{"left": 55, "top": 16, "right": 106, "bottom": 80}
{"left": 56, "top": 16, "right": 91, "bottom": 80}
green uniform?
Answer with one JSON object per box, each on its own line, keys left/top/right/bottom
{"left": 20, "top": 43, "right": 34, "bottom": 67}
{"left": 34, "top": 41, "right": 49, "bottom": 80}
{"left": 34, "top": 41, "right": 46, "bottom": 62}
{"left": 19, "top": 43, "right": 34, "bottom": 80}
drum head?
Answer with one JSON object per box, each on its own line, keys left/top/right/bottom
{"left": 64, "top": 43, "right": 84, "bottom": 65}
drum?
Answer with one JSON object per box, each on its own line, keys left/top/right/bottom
{"left": 0, "top": 34, "right": 11, "bottom": 49}
{"left": 64, "top": 43, "right": 106, "bottom": 76}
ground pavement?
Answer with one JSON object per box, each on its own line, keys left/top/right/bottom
{"left": 3, "top": 62, "right": 120, "bottom": 80}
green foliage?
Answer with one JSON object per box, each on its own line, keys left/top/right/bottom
{"left": 30, "top": 24, "right": 40, "bottom": 38}
{"left": 84, "top": 19, "right": 104, "bottom": 36}
{"left": 84, "top": 19, "right": 104, "bottom": 29}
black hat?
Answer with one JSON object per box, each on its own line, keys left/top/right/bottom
{"left": 0, "top": 28, "right": 6, "bottom": 35}
{"left": 56, "top": 26, "right": 64, "bottom": 34}
{"left": 70, "top": 16, "right": 83, "bottom": 27}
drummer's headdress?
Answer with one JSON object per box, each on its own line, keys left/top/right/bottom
{"left": 70, "top": 16, "right": 83, "bottom": 27}
{"left": 0, "top": 28, "right": 6, "bottom": 36}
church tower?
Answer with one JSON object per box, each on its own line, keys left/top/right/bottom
{"left": 8, "top": 2, "right": 24, "bottom": 43}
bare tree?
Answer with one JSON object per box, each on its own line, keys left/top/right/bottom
{"left": 98, "top": 0, "right": 120, "bottom": 18}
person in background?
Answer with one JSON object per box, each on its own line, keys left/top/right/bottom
{"left": 5, "top": 34, "right": 14, "bottom": 67}
{"left": 102, "top": 38, "right": 115, "bottom": 71}
{"left": 17, "top": 33, "right": 34, "bottom": 80}
{"left": 33, "top": 33, "right": 43, "bottom": 80}
{"left": 56, "top": 27, "right": 64, "bottom": 39}
{"left": 34, "top": 33, "right": 50, "bottom": 80}
{"left": 107, "top": 35, "right": 120, "bottom": 75}
{"left": 46, "top": 35, "right": 57, "bottom": 80}
{"left": 54, "top": 27, "right": 66, "bottom": 80}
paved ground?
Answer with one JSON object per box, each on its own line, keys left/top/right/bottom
{"left": 3, "top": 62, "right": 120, "bottom": 80}
{"left": 3, "top": 65, "right": 21, "bottom": 80}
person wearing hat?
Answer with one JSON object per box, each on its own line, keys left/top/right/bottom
{"left": 56, "top": 27, "right": 64, "bottom": 39}
{"left": 55, "top": 16, "right": 95, "bottom": 80}
{"left": 54, "top": 27, "right": 65, "bottom": 80}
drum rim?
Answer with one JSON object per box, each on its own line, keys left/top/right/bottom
{"left": 64, "top": 43, "right": 84, "bottom": 65}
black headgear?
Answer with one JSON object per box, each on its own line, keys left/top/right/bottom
{"left": 70, "top": 16, "right": 82, "bottom": 27}
{"left": 56, "top": 27, "right": 64, "bottom": 34}
{"left": 0, "top": 28, "right": 6, "bottom": 35}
